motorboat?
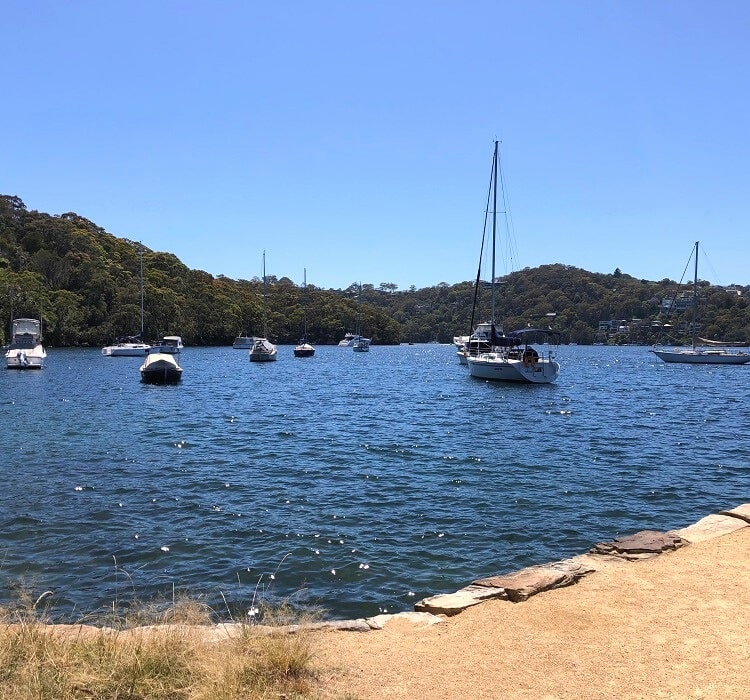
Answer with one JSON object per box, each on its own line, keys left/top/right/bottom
{"left": 232, "top": 335, "right": 253, "bottom": 349}
{"left": 152, "top": 335, "right": 183, "bottom": 354}
{"left": 140, "top": 349, "right": 182, "bottom": 383}
{"left": 338, "top": 332, "right": 359, "bottom": 347}
{"left": 456, "top": 321, "right": 494, "bottom": 365}
{"left": 6, "top": 318, "right": 47, "bottom": 369}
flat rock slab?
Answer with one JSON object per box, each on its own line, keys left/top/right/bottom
{"left": 671, "top": 513, "right": 749, "bottom": 543}
{"left": 366, "top": 612, "right": 445, "bottom": 630}
{"left": 720, "top": 503, "right": 750, "bottom": 524}
{"left": 414, "top": 584, "right": 507, "bottom": 616}
{"left": 473, "top": 558, "right": 595, "bottom": 602}
{"left": 589, "top": 530, "right": 687, "bottom": 559}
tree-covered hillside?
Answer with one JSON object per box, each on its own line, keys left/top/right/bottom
{"left": 2, "top": 195, "right": 749, "bottom": 346}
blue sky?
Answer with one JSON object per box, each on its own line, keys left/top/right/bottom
{"left": 4, "top": 1, "right": 749, "bottom": 290}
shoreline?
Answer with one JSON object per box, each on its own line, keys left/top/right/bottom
{"left": 312, "top": 503, "right": 750, "bottom": 699}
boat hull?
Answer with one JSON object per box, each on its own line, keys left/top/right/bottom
{"left": 140, "top": 353, "right": 183, "bottom": 383}
{"left": 103, "top": 344, "right": 150, "bottom": 357}
{"left": 294, "top": 344, "right": 315, "bottom": 357}
{"left": 467, "top": 355, "right": 560, "bottom": 384}
{"left": 652, "top": 349, "right": 750, "bottom": 365}
{"left": 6, "top": 348, "right": 46, "bottom": 369}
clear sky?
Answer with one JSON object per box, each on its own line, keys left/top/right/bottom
{"left": 3, "top": 1, "right": 749, "bottom": 290}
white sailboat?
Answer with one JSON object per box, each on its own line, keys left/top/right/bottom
{"left": 249, "top": 251, "right": 277, "bottom": 362}
{"left": 294, "top": 268, "right": 315, "bottom": 357}
{"left": 466, "top": 141, "right": 560, "bottom": 384}
{"left": 352, "top": 283, "right": 371, "bottom": 352}
{"left": 102, "top": 243, "right": 150, "bottom": 356}
{"left": 652, "top": 241, "right": 750, "bottom": 365}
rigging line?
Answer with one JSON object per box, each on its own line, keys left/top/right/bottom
{"left": 495, "top": 141, "right": 519, "bottom": 275}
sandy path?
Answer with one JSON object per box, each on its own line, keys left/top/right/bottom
{"left": 312, "top": 527, "right": 750, "bottom": 699}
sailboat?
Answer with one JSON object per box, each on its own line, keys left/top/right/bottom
{"left": 294, "top": 268, "right": 315, "bottom": 357}
{"left": 456, "top": 179, "right": 501, "bottom": 365}
{"left": 102, "top": 243, "right": 151, "bottom": 356}
{"left": 352, "top": 283, "right": 371, "bottom": 352}
{"left": 466, "top": 141, "right": 560, "bottom": 384}
{"left": 249, "top": 251, "right": 278, "bottom": 362}
{"left": 652, "top": 241, "right": 750, "bottom": 365}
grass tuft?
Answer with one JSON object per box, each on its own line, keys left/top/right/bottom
{"left": 0, "top": 595, "right": 324, "bottom": 699}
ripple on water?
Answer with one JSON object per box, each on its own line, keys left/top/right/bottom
{"left": 1, "top": 345, "right": 749, "bottom": 619}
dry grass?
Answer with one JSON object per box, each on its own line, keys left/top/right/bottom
{"left": 0, "top": 595, "right": 323, "bottom": 700}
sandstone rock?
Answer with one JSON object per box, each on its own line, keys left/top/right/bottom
{"left": 366, "top": 612, "right": 445, "bottom": 630}
{"left": 719, "top": 503, "right": 750, "bottom": 524}
{"left": 671, "top": 513, "right": 749, "bottom": 543}
{"left": 473, "top": 558, "right": 595, "bottom": 602}
{"left": 414, "top": 584, "right": 507, "bottom": 616}
{"left": 590, "top": 530, "right": 687, "bottom": 559}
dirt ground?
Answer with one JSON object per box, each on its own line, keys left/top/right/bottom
{"left": 312, "top": 526, "right": 750, "bottom": 699}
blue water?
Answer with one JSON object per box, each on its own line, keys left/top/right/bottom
{"left": 1, "top": 345, "right": 748, "bottom": 621}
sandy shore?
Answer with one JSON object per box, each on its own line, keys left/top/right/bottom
{"left": 312, "top": 524, "right": 750, "bottom": 699}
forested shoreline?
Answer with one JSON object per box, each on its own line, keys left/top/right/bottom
{"left": 2, "top": 195, "right": 749, "bottom": 347}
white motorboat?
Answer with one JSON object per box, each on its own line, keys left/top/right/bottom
{"left": 652, "top": 242, "right": 750, "bottom": 365}
{"left": 103, "top": 243, "right": 149, "bottom": 357}
{"left": 153, "top": 335, "right": 183, "bottom": 354}
{"left": 466, "top": 141, "right": 560, "bottom": 384}
{"left": 5, "top": 318, "right": 47, "bottom": 369}
{"left": 232, "top": 335, "right": 253, "bottom": 349}
{"left": 249, "top": 251, "right": 277, "bottom": 362}
{"left": 456, "top": 321, "right": 495, "bottom": 365}
{"left": 140, "top": 350, "right": 183, "bottom": 383}
{"left": 338, "top": 332, "right": 359, "bottom": 347}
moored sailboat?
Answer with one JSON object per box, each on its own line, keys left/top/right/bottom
{"left": 466, "top": 141, "right": 560, "bottom": 384}
{"left": 294, "top": 268, "right": 315, "bottom": 358}
{"left": 652, "top": 241, "right": 750, "bottom": 365}
{"left": 102, "top": 243, "right": 150, "bottom": 357}
{"left": 249, "top": 251, "right": 277, "bottom": 362}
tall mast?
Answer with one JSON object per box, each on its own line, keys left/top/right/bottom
{"left": 303, "top": 268, "right": 308, "bottom": 340}
{"left": 262, "top": 250, "right": 268, "bottom": 338}
{"left": 692, "top": 241, "right": 699, "bottom": 350}
{"left": 491, "top": 140, "right": 498, "bottom": 325}
{"left": 139, "top": 243, "right": 144, "bottom": 339}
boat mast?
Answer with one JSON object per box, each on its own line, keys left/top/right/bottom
{"left": 303, "top": 267, "right": 308, "bottom": 341}
{"left": 490, "top": 140, "right": 498, "bottom": 327}
{"left": 139, "top": 243, "right": 144, "bottom": 340}
{"left": 262, "top": 250, "right": 268, "bottom": 338}
{"left": 692, "top": 240, "right": 699, "bottom": 351}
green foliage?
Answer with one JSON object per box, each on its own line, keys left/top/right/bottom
{"left": 1, "top": 195, "right": 748, "bottom": 346}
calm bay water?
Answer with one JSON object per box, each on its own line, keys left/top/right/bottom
{"left": 1, "top": 344, "right": 748, "bottom": 621}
